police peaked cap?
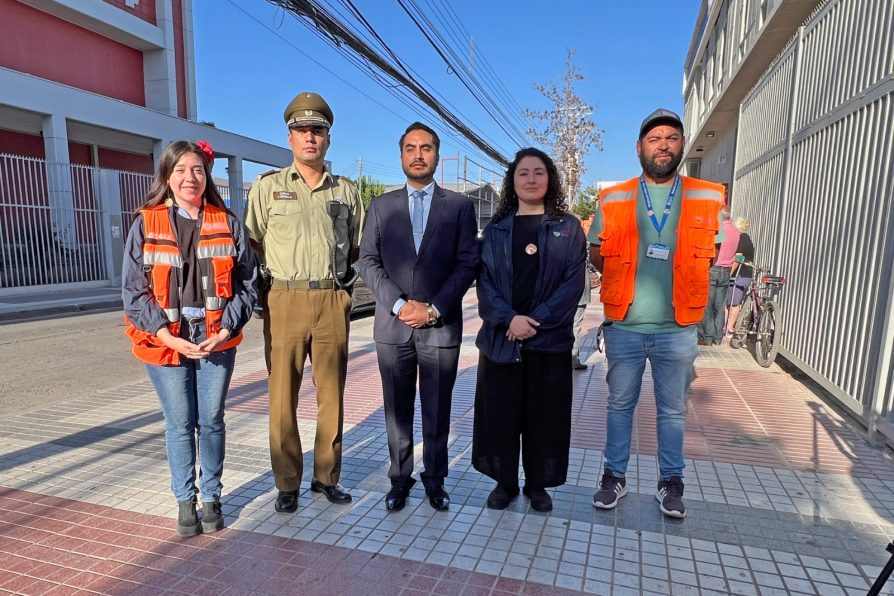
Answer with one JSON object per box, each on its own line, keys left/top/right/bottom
{"left": 284, "top": 92, "right": 334, "bottom": 128}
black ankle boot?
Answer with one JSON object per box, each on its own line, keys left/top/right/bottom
{"left": 177, "top": 498, "right": 201, "bottom": 537}
{"left": 201, "top": 500, "right": 224, "bottom": 533}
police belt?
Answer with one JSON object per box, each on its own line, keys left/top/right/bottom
{"left": 272, "top": 279, "right": 336, "bottom": 290}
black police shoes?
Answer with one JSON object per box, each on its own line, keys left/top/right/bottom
{"left": 274, "top": 489, "right": 299, "bottom": 513}
{"left": 310, "top": 480, "right": 352, "bottom": 504}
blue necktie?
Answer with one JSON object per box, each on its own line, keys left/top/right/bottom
{"left": 412, "top": 189, "right": 425, "bottom": 252}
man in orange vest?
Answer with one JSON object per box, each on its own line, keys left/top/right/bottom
{"left": 587, "top": 109, "right": 725, "bottom": 519}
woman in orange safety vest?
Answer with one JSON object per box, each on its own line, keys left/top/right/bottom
{"left": 122, "top": 140, "right": 257, "bottom": 537}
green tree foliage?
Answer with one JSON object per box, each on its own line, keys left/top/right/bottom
{"left": 571, "top": 195, "right": 595, "bottom": 220}
{"left": 358, "top": 175, "right": 386, "bottom": 209}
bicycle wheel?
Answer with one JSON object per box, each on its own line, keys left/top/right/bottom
{"left": 754, "top": 300, "right": 780, "bottom": 368}
{"left": 730, "top": 296, "right": 753, "bottom": 350}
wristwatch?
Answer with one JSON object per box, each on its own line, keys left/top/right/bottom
{"left": 426, "top": 304, "right": 437, "bottom": 326}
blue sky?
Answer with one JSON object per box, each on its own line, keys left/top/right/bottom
{"left": 194, "top": 0, "right": 700, "bottom": 187}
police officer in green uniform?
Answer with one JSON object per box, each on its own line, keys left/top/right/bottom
{"left": 245, "top": 92, "right": 364, "bottom": 513}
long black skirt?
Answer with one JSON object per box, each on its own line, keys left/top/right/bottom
{"left": 472, "top": 349, "right": 572, "bottom": 490}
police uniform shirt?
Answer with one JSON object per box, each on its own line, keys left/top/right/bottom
{"left": 245, "top": 165, "right": 364, "bottom": 281}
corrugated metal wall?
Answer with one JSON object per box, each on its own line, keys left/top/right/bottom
{"left": 732, "top": 0, "right": 894, "bottom": 439}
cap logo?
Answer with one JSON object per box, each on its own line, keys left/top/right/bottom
{"left": 305, "top": 110, "right": 313, "bottom": 116}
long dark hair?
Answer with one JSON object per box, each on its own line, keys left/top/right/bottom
{"left": 138, "top": 141, "right": 230, "bottom": 214}
{"left": 492, "top": 147, "right": 567, "bottom": 223}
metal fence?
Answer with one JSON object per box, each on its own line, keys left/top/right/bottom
{"left": 0, "top": 154, "right": 152, "bottom": 291}
{"left": 732, "top": 0, "right": 894, "bottom": 440}
{"left": 218, "top": 184, "right": 249, "bottom": 215}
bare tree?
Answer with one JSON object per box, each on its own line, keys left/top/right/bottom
{"left": 525, "top": 49, "right": 604, "bottom": 205}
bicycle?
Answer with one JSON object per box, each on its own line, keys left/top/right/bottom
{"left": 728, "top": 260, "right": 786, "bottom": 368}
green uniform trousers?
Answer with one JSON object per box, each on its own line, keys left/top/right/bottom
{"left": 264, "top": 287, "right": 351, "bottom": 491}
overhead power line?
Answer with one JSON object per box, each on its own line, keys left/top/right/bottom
{"left": 225, "top": 0, "right": 501, "bottom": 170}
{"left": 265, "top": 0, "right": 510, "bottom": 167}
{"left": 398, "top": 0, "right": 529, "bottom": 146}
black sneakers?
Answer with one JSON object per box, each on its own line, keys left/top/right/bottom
{"left": 202, "top": 500, "right": 225, "bottom": 533}
{"left": 593, "top": 469, "right": 628, "bottom": 509}
{"left": 592, "top": 470, "right": 687, "bottom": 518}
{"left": 177, "top": 498, "right": 201, "bottom": 537}
{"left": 656, "top": 476, "right": 686, "bottom": 518}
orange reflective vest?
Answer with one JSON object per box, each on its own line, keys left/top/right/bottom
{"left": 598, "top": 176, "right": 725, "bottom": 326}
{"left": 125, "top": 203, "right": 243, "bottom": 365}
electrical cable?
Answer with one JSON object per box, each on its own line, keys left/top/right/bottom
{"left": 266, "top": 0, "right": 510, "bottom": 166}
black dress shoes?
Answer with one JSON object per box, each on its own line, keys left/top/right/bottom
{"left": 274, "top": 489, "right": 299, "bottom": 513}
{"left": 385, "top": 486, "right": 408, "bottom": 512}
{"left": 311, "top": 480, "right": 352, "bottom": 504}
{"left": 426, "top": 485, "right": 450, "bottom": 511}
{"left": 386, "top": 478, "right": 416, "bottom": 512}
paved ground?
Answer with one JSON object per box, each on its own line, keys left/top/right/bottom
{"left": 2, "top": 294, "right": 894, "bottom": 595}
{"left": 0, "top": 287, "right": 122, "bottom": 322}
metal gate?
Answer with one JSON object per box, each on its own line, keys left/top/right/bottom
{"left": 0, "top": 154, "right": 151, "bottom": 291}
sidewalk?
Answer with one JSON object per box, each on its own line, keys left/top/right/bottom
{"left": 1, "top": 295, "right": 893, "bottom": 595}
{"left": 0, "top": 287, "right": 122, "bottom": 322}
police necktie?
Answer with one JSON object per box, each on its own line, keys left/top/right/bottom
{"left": 412, "top": 189, "right": 425, "bottom": 252}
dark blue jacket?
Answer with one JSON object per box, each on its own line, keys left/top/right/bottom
{"left": 476, "top": 212, "right": 586, "bottom": 364}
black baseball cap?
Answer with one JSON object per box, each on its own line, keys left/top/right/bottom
{"left": 639, "top": 108, "right": 684, "bottom": 138}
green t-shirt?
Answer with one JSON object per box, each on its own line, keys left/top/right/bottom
{"left": 588, "top": 184, "right": 686, "bottom": 334}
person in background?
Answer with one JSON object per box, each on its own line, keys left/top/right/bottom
{"left": 473, "top": 147, "right": 586, "bottom": 513}
{"left": 698, "top": 206, "right": 740, "bottom": 345}
{"left": 727, "top": 216, "right": 755, "bottom": 334}
{"left": 122, "top": 140, "right": 257, "bottom": 536}
{"left": 571, "top": 249, "right": 593, "bottom": 371}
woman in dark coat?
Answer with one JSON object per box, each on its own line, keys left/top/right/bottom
{"left": 473, "top": 147, "right": 586, "bottom": 512}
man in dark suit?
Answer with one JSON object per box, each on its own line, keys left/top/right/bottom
{"left": 356, "top": 122, "right": 479, "bottom": 512}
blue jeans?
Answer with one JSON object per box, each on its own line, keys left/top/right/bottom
{"left": 145, "top": 319, "right": 236, "bottom": 502}
{"left": 602, "top": 324, "right": 697, "bottom": 480}
{"left": 698, "top": 266, "right": 730, "bottom": 342}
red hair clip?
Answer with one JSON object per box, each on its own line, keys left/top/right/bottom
{"left": 196, "top": 140, "right": 214, "bottom": 164}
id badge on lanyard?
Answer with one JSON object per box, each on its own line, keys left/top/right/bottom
{"left": 641, "top": 176, "right": 679, "bottom": 261}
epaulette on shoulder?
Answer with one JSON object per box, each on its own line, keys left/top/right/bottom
{"left": 256, "top": 168, "right": 279, "bottom": 180}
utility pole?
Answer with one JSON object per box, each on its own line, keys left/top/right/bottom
{"left": 358, "top": 156, "right": 363, "bottom": 197}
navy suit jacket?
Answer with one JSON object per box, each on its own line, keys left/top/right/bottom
{"left": 356, "top": 184, "right": 479, "bottom": 346}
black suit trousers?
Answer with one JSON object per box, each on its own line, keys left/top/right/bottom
{"left": 376, "top": 334, "right": 460, "bottom": 490}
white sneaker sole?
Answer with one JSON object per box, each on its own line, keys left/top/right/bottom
{"left": 656, "top": 491, "right": 686, "bottom": 518}
{"left": 593, "top": 484, "right": 628, "bottom": 509}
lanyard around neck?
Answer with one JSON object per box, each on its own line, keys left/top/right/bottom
{"left": 639, "top": 175, "right": 680, "bottom": 236}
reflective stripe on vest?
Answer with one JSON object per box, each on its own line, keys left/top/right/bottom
{"left": 597, "top": 175, "right": 725, "bottom": 326}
